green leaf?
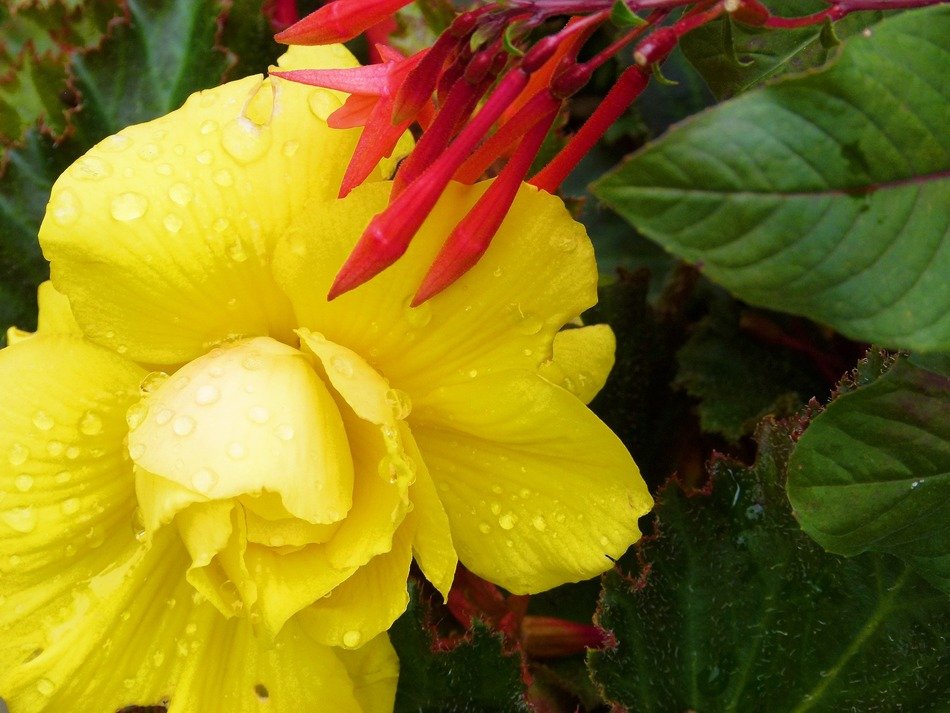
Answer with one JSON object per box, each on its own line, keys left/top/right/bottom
{"left": 787, "top": 356, "right": 950, "bottom": 593}
{"left": 219, "top": 0, "right": 284, "bottom": 78}
{"left": 0, "top": 130, "right": 81, "bottom": 338}
{"left": 595, "top": 7, "right": 950, "bottom": 353}
{"left": 680, "top": 1, "right": 880, "bottom": 99}
{"left": 610, "top": 0, "right": 647, "bottom": 29}
{"left": 70, "top": 0, "right": 230, "bottom": 145}
{"left": 391, "top": 582, "right": 529, "bottom": 713}
{"left": 675, "top": 294, "right": 827, "bottom": 441}
{"left": 589, "top": 419, "right": 950, "bottom": 711}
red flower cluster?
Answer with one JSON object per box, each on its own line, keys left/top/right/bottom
{"left": 273, "top": 0, "right": 893, "bottom": 302}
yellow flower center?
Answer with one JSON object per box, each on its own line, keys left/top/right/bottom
{"left": 128, "top": 335, "right": 415, "bottom": 637}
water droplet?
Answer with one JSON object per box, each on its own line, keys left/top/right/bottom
{"left": 156, "top": 162, "right": 174, "bottom": 176}
{"left": 32, "top": 410, "right": 54, "bottom": 431}
{"left": 52, "top": 189, "right": 81, "bottom": 225}
{"left": 177, "top": 640, "right": 189, "bottom": 657}
{"left": 110, "top": 192, "right": 148, "bottom": 221}
{"left": 467, "top": 369, "right": 479, "bottom": 379}
{"left": 242, "top": 353, "right": 263, "bottom": 370}
{"left": 490, "top": 502, "right": 501, "bottom": 515}
{"left": 404, "top": 299, "right": 432, "bottom": 328}
{"left": 478, "top": 522, "right": 491, "bottom": 534}
{"left": 911, "top": 480, "right": 922, "bottom": 489}
{"left": 3, "top": 507, "right": 37, "bottom": 533}
{"left": 213, "top": 168, "right": 233, "bottom": 186}
{"left": 385, "top": 389, "right": 412, "bottom": 419}
{"left": 185, "top": 622, "right": 198, "bottom": 635}
{"left": 599, "top": 535, "right": 610, "bottom": 547}
{"left": 163, "top": 213, "right": 183, "bottom": 234}
{"left": 195, "top": 384, "right": 220, "bottom": 406}
{"left": 191, "top": 468, "right": 218, "bottom": 493}
{"left": 226, "top": 236, "right": 248, "bottom": 262}
{"left": 248, "top": 406, "right": 270, "bottom": 424}
{"left": 126, "top": 402, "right": 149, "bottom": 431}
{"left": 222, "top": 118, "right": 271, "bottom": 164}
{"left": 36, "top": 678, "right": 55, "bottom": 696}
{"left": 491, "top": 485, "right": 502, "bottom": 495}
{"left": 196, "top": 149, "right": 214, "bottom": 165}
{"left": 155, "top": 408, "right": 174, "bottom": 426}
{"left": 168, "top": 182, "right": 193, "bottom": 206}
{"left": 282, "top": 140, "right": 300, "bottom": 157}
{"left": 213, "top": 217, "right": 230, "bottom": 232}
{"left": 65, "top": 445, "right": 80, "bottom": 460}
{"left": 131, "top": 508, "right": 147, "bottom": 541}
{"left": 531, "top": 515, "right": 547, "bottom": 531}
{"left": 342, "top": 630, "right": 362, "bottom": 648}
{"left": 79, "top": 411, "right": 103, "bottom": 436}
{"left": 61, "top": 498, "right": 80, "bottom": 515}
{"left": 308, "top": 90, "right": 341, "bottom": 120}
{"left": 227, "top": 442, "right": 246, "bottom": 460}
{"left": 275, "top": 424, "right": 295, "bottom": 441}
{"left": 330, "top": 355, "right": 354, "bottom": 377}
{"left": 14, "top": 474, "right": 33, "bottom": 492}
{"left": 172, "top": 415, "right": 196, "bottom": 436}
{"left": 137, "top": 143, "right": 160, "bottom": 162}
{"left": 152, "top": 651, "right": 166, "bottom": 667}
{"left": 200, "top": 119, "right": 219, "bottom": 135}
{"left": 54, "top": 470, "right": 71, "bottom": 484}
{"left": 73, "top": 156, "right": 112, "bottom": 181}
{"left": 9, "top": 442, "right": 29, "bottom": 466}
{"left": 493, "top": 266, "right": 503, "bottom": 277}
{"left": 102, "top": 134, "right": 131, "bottom": 152}
{"left": 498, "top": 512, "right": 516, "bottom": 530}
{"left": 518, "top": 314, "right": 543, "bottom": 335}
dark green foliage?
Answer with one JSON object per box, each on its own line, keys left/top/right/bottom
{"left": 590, "top": 420, "right": 950, "bottom": 711}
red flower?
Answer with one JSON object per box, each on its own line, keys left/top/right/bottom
{"left": 274, "top": 0, "right": 414, "bottom": 45}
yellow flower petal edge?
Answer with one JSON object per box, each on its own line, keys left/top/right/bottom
{"left": 3, "top": 41, "right": 652, "bottom": 713}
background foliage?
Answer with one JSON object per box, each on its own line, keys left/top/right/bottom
{"left": 0, "top": 1, "right": 947, "bottom": 711}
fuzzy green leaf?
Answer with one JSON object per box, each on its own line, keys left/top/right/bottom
{"left": 590, "top": 420, "right": 950, "bottom": 711}
{"left": 390, "top": 582, "right": 528, "bottom": 713}
{"left": 788, "top": 357, "right": 950, "bottom": 593}
{"left": 596, "top": 7, "right": 950, "bottom": 353}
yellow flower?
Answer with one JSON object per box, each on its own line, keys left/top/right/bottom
{"left": 0, "top": 45, "right": 651, "bottom": 712}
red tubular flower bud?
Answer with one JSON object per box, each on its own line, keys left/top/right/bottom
{"left": 728, "top": 0, "right": 771, "bottom": 26}
{"left": 391, "top": 32, "right": 460, "bottom": 125}
{"left": 464, "top": 47, "right": 500, "bottom": 84}
{"left": 274, "top": 0, "right": 413, "bottom": 45}
{"left": 521, "top": 616, "right": 610, "bottom": 658}
{"left": 454, "top": 90, "right": 561, "bottom": 184}
{"left": 412, "top": 104, "right": 557, "bottom": 305}
{"left": 437, "top": 48, "right": 471, "bottom": 104}
{"left": 393, "top": 77, "right": 490, "bottom": 196}
{"left": 530, "top": 65, "right": 648, "bottom": 193}
{"left": 633, "top": 27, "right": 678, "bottom": 67}
{"left": 328, "top": 69, "right": 531, "bottom": 300}
{"left": 550, "top": 61, "right": 594, "bottom": 99}
{"left": 521, "top": 34, "right": 563, "bottom": 74}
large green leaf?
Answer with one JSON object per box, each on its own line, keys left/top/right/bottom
{"left": 390, "top": 582, "right": 529, "bottom": 713}
{"left": 589, "top": 419, "right": 950, "bottom": 711}
{"left": 680, "top": 1, "right": 881, "bottom": 99}
{"left": 70, "top": 0, "right": 229, "bottom": 145}
{"left": 595, "top": 7, "right": 950, "bottom": 353}
{"left": 788, "top": 356, "right": 950, "bottom": 593}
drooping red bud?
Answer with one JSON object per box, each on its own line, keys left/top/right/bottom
{"left": 412, "top": 104, "right": 557, "bottom": 305}
{"left": 391, "top": 31, "right": 460, "bottom": 125}
{"left": 728, "top": 0, "right": 771, "bottom": 26}
{"left": 274, "top": 0, "right": 413, "bottom": 45}
{"left": 633, "top": 27, "right": 678, "bottom": 66}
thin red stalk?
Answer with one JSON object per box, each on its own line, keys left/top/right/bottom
{"left": 412, "top": 105, "right": 559, "bottom": 305}
{"left": 454, "top": 90, "right": 561, "bottom": 183}
{"left": 392, "top": 77, "right": 491, "bottom": 196}
{"left": 529, "top": 65, "right": 649, "bottom": 193}
{"left": 582, "top": 9, "right": 667, "bottom": 73}
{"left": 674, "top": 0, "right": 726, "bottom": 34}
{"left": 763, "top": 7, "right": 843, "bottom": 27}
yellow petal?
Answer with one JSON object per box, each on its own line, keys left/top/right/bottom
{"left": 131, "top": 337, "right": 354, "bottom": 526}
{"left": 1, "top": 530, "right": 396, "bottom": 712}
{"left": 412, "top": 371, "right": 652, "bottom": 594}
{"left": 402, "top": 422, "right": 457, "bottom": 600}
{"left": 272, "top": 180, "right": 597, "bottom": 397}
{"left": 539, "top": 324, "right": 616, "bottom": 404}
{"left": 5, "top": 281, "right": 82, "bottom": 345}
{"left": 41, "top": 45, "right": 400, "bottom": 365}
{"left": 297, "top": 524, "right": 413, "bottom": 648}
{"left": 0, "top": 335, "right": 145, "bottom": 674}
